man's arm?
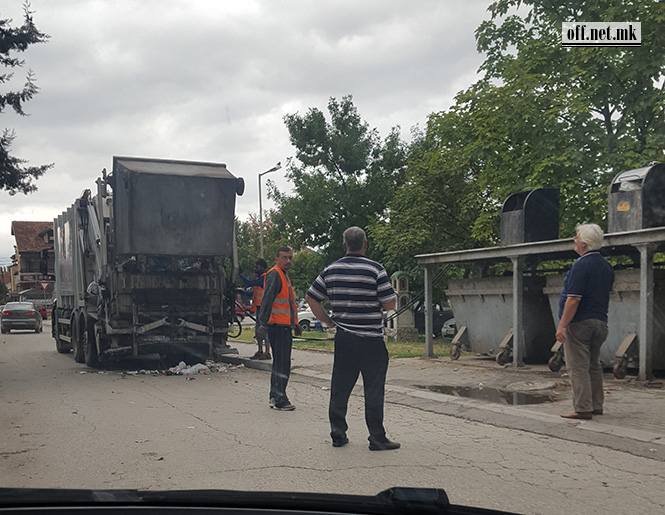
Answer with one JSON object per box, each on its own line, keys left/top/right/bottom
{"left": 305, "top": 294, "right": 334, "bottom": 328}
{"left": 556, "top": 296, "right": 581, "bottom": 343}
{"left": 258, "top": 270, "right": 280, "bottom": 327}
{"left": 381, "top": 298, "right": 396, "bottom": 312}
{"left": 241, "top": 274, "right": 264, "bottom": 287}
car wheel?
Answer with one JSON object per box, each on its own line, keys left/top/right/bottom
{"left": 299, "top": 320, "right": 311, "bottom": 332}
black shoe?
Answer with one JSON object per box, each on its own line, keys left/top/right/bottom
{"left": 332, "top": 436, "right": 349, "bottom": 448}
{"left": 369, "top": 439, "right": 400, "bottom": 451}
{"left": 592, "top": 409, "right": 603, "bottom": 415}
{"left": 271, "top": 401, "right": 295, "bottom": 411}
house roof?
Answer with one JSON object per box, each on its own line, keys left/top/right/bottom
{"left": 11, "top": 221, "right": 53, "bottom": 253}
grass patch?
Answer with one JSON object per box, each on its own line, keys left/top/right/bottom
{"left": 232, "top": 327, "right": 452, "bottom": 359}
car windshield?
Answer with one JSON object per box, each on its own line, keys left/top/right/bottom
{"left": 4, "top": 302, "right": 34, "bottom": 310}
{"left": 1, "top": 2, "right": 664, "bottom": 515}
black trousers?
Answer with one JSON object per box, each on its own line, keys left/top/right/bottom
{"left": 268, "top": 325, "right": 292, "bottom": 404}
{"left": 329, "top": 329, "right": 389, "bottom": 442}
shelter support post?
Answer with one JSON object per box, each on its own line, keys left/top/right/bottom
{"left": 424, "top": 265, "right": 434, "bottom": 358}
{"left": 510, "top": 256, "right": 525, "bottom": 367}
{"left": 637, "top": 243, "right": 655, "bottom": 381}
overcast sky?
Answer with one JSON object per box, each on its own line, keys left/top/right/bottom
{"left": 0, "top": 0, "right": 491, "bottom": 265}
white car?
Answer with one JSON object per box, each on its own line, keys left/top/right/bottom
{"left": 442, "top": 318, "right": 457, "bottom": 338}
{"left": 297, "top": 306, "right": 323, "bottom": 332}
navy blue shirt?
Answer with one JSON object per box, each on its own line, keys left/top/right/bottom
{"left": 558, "top": 251, "right": 614, "bottom": 323}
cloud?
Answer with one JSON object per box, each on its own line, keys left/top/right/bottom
{"left": 0, "top": 0, "right": 489, "bottom": 260}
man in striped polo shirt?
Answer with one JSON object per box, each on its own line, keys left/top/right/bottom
{"left": 306, "top": 227, "right": 399, "bottom": 451}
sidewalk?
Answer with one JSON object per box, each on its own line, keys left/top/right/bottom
{"left": 225, "top": 338, "right": 665, "bottom": 461}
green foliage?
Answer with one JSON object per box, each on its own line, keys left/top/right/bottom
{"left": 0, "top": 3, "right": 52, "bottom": 194}
{"left": 0, "top": 280, "right": 8, "bottom": 303}
{"left": 273, "top": 95, "right": 407, "bottom": 264}
{"left": 471, "top": 0, "right": 665, "bottom": 235}
{"left": 379, "top": 0, "right": 665, "bottom": 268}
{"left": 289, "top": 249, "right": 324, "bottom": 300}
{"left": 235, "top": 211, "right": 324, "bottom": 300}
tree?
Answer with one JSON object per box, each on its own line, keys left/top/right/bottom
{"left": 272, "top": 95, "right": 407, "bottom": 263}
{"left": 472, "top": 0, "right": 665, "bottom": 236}
{"left": 288, "top": 248, "right": 324, "bottom": 301}
{"left": 235, "top": 211, "right": 324, "bottom": 301}
{"left": 1, "top": 2, "right": 51, "bottom": 195}
{"left": 369, "top": 114, "right": 486, "bottom": 275}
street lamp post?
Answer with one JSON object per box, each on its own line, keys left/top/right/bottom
{"left": 258, "top": 162, "right": 282, "bottom": 259}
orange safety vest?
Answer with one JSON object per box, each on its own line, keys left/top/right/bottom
{"left": 267, "top": 266, "right": 298, "bottom": 327}
{"left": 251, "top": 273, "right": 266, "bottom": 312}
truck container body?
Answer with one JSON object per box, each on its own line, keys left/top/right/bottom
{"left": 52, "top": 156, "right": 245, "bottom": 366}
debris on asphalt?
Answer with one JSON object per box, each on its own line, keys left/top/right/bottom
{"left": 118, "top": 360, "right": 233, "bottom": 377}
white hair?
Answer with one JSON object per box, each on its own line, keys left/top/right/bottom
{"left": 576, "top": 223, "right": 604, "bottom": 251}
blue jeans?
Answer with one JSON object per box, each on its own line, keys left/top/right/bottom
{"left": 329, "top": 329, "right": 389, "bottom": 442}
{"left": 268, "top": 325, "right": 292, "bottom": 404}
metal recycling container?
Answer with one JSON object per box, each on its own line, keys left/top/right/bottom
{"left": 543, "top": 270, "right": 665, "bottom": 370}
{"left": 500, "top": 189, "right": 559, "bottom": 246}
{"left": 446, "top": 275, "right": 555, "bottom": 363}
{"left": 608, "top": 163, "right": 665, "bottom": 233}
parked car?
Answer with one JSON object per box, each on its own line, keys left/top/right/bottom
{"left": 442, "top": 317, "right": 457, "bottom": 338}
{"left": 1, "top": 302, "right": 43, "bottom": 334}
{"left": 33, "top": 302, "right": 50, "bottom": 320}
{"left": 297, "top": 306, "right": 324, "bottom": 332}
{"left": 413, "top": 300, "right": 453, "bottom": 337}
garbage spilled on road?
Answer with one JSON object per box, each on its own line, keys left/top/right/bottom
{"left": 119, "top": 360, "right": 244, "bottom": 377}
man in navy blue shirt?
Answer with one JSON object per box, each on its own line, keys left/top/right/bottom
{"left": 306, "top": 227, "right": 399, "bottom": 451}
{"left": 556, "top": 223, "right": 614, "bottom": 420}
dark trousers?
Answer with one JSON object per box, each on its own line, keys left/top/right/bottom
{"left": 329, "top": 329, "right": 389, "bottom": 442}
{"left": 268, "top": 325, "right": 292, "bottom": 404}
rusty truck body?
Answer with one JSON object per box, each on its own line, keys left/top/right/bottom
{"left": 52, "top": 156, "right": 245, "bottom": 366}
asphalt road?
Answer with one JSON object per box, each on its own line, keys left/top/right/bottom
{"left": 1, "top": 323, "right": 664, "bottom": 515}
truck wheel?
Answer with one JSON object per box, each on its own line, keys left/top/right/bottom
{"left": 299, "top": 320, "right": 311, "bottom": 332}
{"left": 72, "top": 315, "right": 85, "bottom": 363}
{"left": 54, "top": 312, "right": 71, "bottom": 354}
{"left": 83, "top": 320, "right": 100, "bottom": 367}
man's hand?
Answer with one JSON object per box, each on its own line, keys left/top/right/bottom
{"left": 256, "top": 325, "right": 268, "bottom": 341}
{"left": 556, "top": 326, "right": 567, "bottom": 343}
{"left": 294, "top": 323, "right": 303, "bottom": 336}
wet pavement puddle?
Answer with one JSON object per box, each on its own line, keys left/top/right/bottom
{"left": 415, "top": 384, "right": 558, "bottom": 405}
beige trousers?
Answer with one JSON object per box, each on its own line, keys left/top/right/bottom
{"left": 564, "top": 319, "right": 609, "bottom": 413}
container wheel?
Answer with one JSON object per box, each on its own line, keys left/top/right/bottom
{"left": 613, "top": 360, "right": 628, "bottom": 379}
{"left": 449, "top": 345, "right": 461, "bottom": 360}
{"left": 548, "top": 354, "right": 563, "bottom": 372}
{"left": 496, "top": 349, "right": 510, "bottom": 366}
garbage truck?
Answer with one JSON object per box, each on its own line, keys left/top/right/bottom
{"left": 52, "top": 156, "right": 245, "bottom": 366}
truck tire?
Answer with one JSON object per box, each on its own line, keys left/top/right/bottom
{"left": 83, "top": 319, "right": 99, "bottom": 367}
{"left": 72, "top": 315, "right": 85, "bottom": 363}
{"left": 54, "top": 309, "right": 72, "bottom": 354}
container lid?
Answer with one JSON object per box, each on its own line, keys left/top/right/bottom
{"left": 612, "top": 165, "right": 652, "bottom": 184}
{"left": 113, "top": 156, "right": 236, "bottom": 179}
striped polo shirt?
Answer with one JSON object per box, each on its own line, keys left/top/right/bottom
{"left": 307, "top": 254, "right": 396, "bottom": 339}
